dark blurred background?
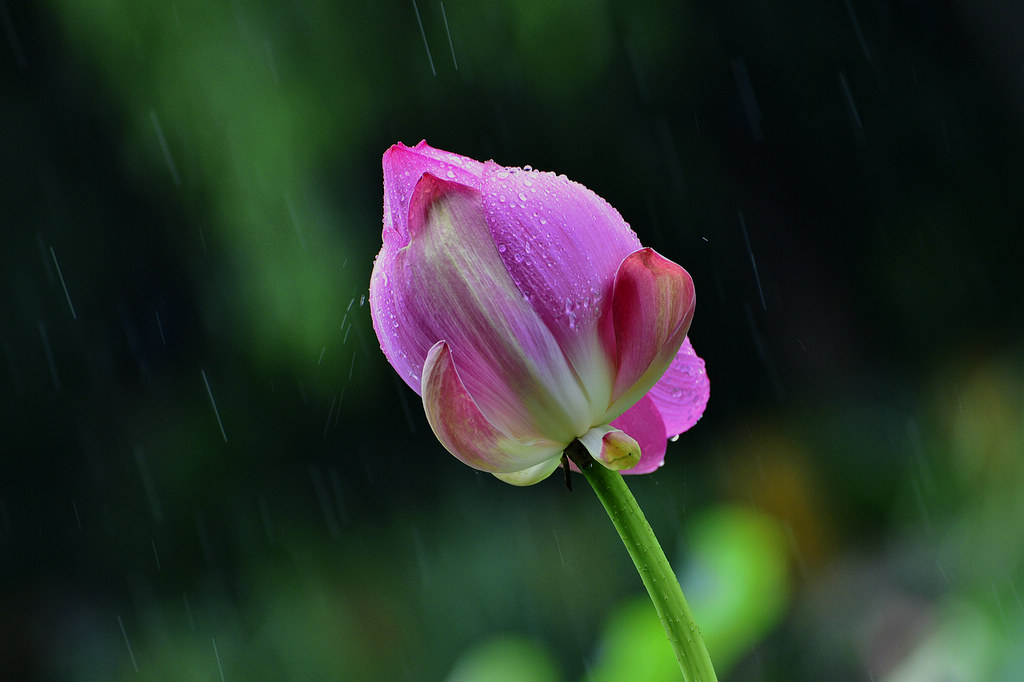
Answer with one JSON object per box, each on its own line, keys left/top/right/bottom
{"left": 2, "top": 1, "right": 1023, "bottom": 680}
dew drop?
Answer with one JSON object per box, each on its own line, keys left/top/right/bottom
{"left": 513, "top": 253, "right": 524, "bottom": 263}
{"left": 498, "top": 244, "right": 507, "bottom": 253}
{"left": 498, "top": 195, "right": 506, "bottom": 203}
{"left": 518, "top": 193, "right": 527, "bottom": 202}
{"left": 446, "top": 170, "right": 456, "bottom": 179}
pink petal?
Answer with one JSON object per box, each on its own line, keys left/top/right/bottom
{"left": 601, "top": 248, "right": 696, "bottom": 421}
{"left": 611, "top": 395, "right": 669, "bottom": 474}
{"left": 381, "top": 142, "right": 486, "bottom": 247}
{"left": 422, "top": 341, "right": 565, "bottom": 476}
{"left": 478, "top": 164, "right": 641, "bottom": 412}
{"left": 372, "top": 143, "right": 490, "bottom": 396}
{"left": 646, "top": 337, "right": 709, "bottom": 438}
{"left": 406, "top": 140, "right": 487, "bottom": 180}
{"left": 372, "top": 171, "right": 590, "bottom": 443}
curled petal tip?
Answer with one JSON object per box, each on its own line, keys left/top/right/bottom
{"left": 603, "top": 248, "right": 696, "bottom": 420}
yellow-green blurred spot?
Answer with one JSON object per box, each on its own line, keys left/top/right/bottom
{"left": 447, "top": 634, "right": 561, "bottom": 682}
{"left": 588, "top": 505, "right": 790, "bottom": 681}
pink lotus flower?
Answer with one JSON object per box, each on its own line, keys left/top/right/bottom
{"left": 369, "top": 141, "right": 709, "bottom": 485}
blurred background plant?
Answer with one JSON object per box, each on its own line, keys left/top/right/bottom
{"left": 2, "top": 0, "right": 1022, "bottom": 679}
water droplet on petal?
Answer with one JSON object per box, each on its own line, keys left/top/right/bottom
{"left": 498, "top": 244, "right": 507, "bottom": 253}
{"left": 446, "top": 170, "right": 456, "bottom": 179}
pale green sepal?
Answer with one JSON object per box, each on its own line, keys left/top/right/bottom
{"left": 493, "top": 456, "right": 563, "bottom": 486}
{"left": 578, "top": 425, "right": 642, "bottom": 471}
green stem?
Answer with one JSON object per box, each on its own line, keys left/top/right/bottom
{"left": 566, "top": 441, "right": 718, "bottom": 682}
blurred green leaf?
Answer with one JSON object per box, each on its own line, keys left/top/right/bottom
{"left": 588, "top": 505, "right": 789, "bottom": 681}
{"left": 882, "top": 599, "right": 1001, "bottom": 682}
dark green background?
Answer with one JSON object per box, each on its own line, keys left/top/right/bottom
{"left": 3, "top": 1, "right": 1023, "bottom": 679}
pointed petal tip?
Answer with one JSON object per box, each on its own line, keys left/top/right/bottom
{"left": 382, "top": 141, "right": 414, "bottom": 165}
{"left": 383, "top": 141, "right": 443, "bottom": 178}
{"left": 405, "top": 171, "right": 478, "bottom": 240}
